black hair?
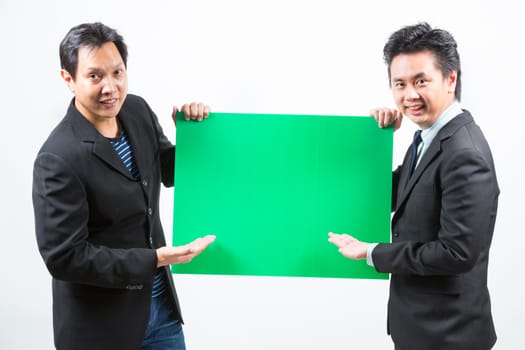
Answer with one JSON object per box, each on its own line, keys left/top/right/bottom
{"left": 59, "top": 22, "right": 127, "bottom": 80}
{"left": 383, "top": 22, "right": 462, "bottom": 101}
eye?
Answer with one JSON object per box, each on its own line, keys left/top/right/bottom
{"left": 89, "top": 73, "right": 100, "bottom": 80}
{"left": 115, "top": 67, "right": 127, "bottom": 76}
{"left": 394, "top": 81, "right": 405, "bottom": 89}
{"left": 415, "top": 78, "right": 427, "bottom": 86}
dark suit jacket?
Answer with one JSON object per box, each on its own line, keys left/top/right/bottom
{"left": 32, "top": 94, "right": 181, "bottom": 350}
{"left": 373, "top": 111, "right": 498, "bottom": 350}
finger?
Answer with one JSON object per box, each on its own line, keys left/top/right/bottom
{"left": 370, "top": 108, "right": 381, "bottom": 124}
{"left": 197, "top": 103, "right": 205, "bottom": 121}
{"left": 174, "top": 245, "right": 193, "bottom": 255}
{"left": 378, "top": 109, "right": 388, "bottom": 128}
{"left": 188, "top": 234, "right": 216, "bottom": 253}
{"left": 328, "top": 233, "right": 345, "bottom": 248}
{"left": 181, "top": 104, "right": 191, "bottom": 120}
{"left": 339, "top": 247, "right": 357, "bottom": 259}
{"left": 194, "top": 102, "right": 209, "bottom": 122}
{"left": 179, "top": 254, "right": 196, "bottom": 264}
{"left": 190, "top": 102, "right": 199, "bottom": 119}
{"left": 201, "top": 234, "right": 216, "bottom": 245}
{"left": 328, "top": 238, "right": 343, "bottom": 248}
{"left": 393, "top": 110, "right": 403, "bottom": 131}
{"left": 371, "top": 108, "right": 386, "bottom": 128}
{"left": 328, "top": 232, "right": 340, "bottom": 242}
{"left": 172, "top": 106, "right": 179, "bottom": 126}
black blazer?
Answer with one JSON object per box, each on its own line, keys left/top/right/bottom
{"left": 373, "top": 111, "right": 499, "bottom": 350}
{"left": 33, "top": 94, "right": 181, "bottom": 350}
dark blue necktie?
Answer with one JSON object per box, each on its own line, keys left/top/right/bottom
{"left": 407, "top": 130, "right": 422, "bottom": 179}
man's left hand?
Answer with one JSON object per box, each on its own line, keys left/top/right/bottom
{"left": 328, "top": 232, "right": 369, "bottom": 260}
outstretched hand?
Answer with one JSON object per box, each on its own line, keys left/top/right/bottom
{"left": 328, "top": 232, "right": 368, "bottom": 260}
{"left": 156, "top": 234, "right": 216, "bottom": 267}
{"left": 172, "top": 102, "right": 211, "bottom": 126}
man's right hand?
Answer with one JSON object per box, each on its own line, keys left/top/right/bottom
{"left": 156, "top": 235, "right": 216, "bottom": 267}
{"left": 370, "top": 107, "right": 403, "bottom": 131}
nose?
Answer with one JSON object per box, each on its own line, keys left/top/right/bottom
{"left": 101, "top": 76, "right": 118, "bottom": 95}
{"left": 404, "top": 84, "right": 420, "bottom": 102}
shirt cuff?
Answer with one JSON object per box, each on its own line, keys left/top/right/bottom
{"left": 366, "top": 243, "right": 379, "bottom": 267}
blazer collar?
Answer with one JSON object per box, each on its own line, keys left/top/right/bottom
{"left": 117, "top": 98, "right": 148, "bottom": 179}
{"left": 398, "top": 110, "right": 474, "bottom": 207}
{"left": 66, "top": 98, "right": 137, "bottom": 180}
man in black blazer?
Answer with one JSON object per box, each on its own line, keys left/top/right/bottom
{"left": 32, "top": 22, "right": 215, "bottom": 350}
{"left": 328, "top": 23, "right": 499, "bottom": 349}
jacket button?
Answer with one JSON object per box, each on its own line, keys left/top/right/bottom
{"left": 142, "top": 179, "right": 148, "bottom": 187}
{"left": 393, "top": 231, "right": 399, "bottom": 237}
{"left": 149, "top": 237, "right": 153, "bottom": 245}
{"left": 147, "top": 208, "right": 152, "bottom": 216}
{"left": 126, "top": 284, "right": 143, "bottom": 290}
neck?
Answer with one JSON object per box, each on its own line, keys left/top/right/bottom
{"left": 97, "top": 119, "right": 120, "bottom": 138}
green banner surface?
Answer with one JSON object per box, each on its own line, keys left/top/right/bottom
{"left": 172, "top": 112, "right": 392, "bottom": 279}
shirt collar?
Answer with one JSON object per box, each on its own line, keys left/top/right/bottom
{"left": 420, "top": 101, "right": 462, "bottom": 146}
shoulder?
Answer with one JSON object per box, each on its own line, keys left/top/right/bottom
{"left": 37, "top": 116, "right": 79, "bottom": 159}
{"left": 35, "top": 105, "right": 92, "bottom": 169}
{"left": 441, "top": 110, "right": 492, "bottom": 155}
{"left": 121, "top": 94, "right": 151, "bottom": 114}
{"left": 439, "top": 111, "right": 497, "bottom": 175}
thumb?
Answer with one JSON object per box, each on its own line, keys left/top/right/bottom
{"left": 172, "top": 106, "right": 179, "bottom": 126}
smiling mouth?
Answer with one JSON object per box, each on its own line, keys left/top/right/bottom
{"left": 100, "top": 98, "right": 118, "bottom": 107}
{"left": 406, "top": 105, "right": 424, "bottom": 113}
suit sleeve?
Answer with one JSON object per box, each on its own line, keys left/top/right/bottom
{"left": 391, "top": 165, "right": 401, "bottom": 211}
{"left": 373, "top": 148, "right": 498, "bottom": 275}
{"left": 32, "top": 152, "right": 158, "bottom": 288}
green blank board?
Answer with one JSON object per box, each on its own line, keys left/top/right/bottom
{"left": 172, "top": 112, "right": 392, "bottom": 279}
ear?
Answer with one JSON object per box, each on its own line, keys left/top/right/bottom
{"left": 60, "top": 69, "right": 75, "bottom": 93}
{"left": 447, "top": 70, "right": 458, "bottom": 94}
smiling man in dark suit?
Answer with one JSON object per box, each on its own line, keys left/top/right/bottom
{"left": 328, "top": 23, "right": 499, "bottom": 350}
{"left": 32, "top": 22, "right": 215, "bottom": 350}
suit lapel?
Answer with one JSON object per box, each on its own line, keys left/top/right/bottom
{"left": 118, "top": 101, "right": 147, "bottom": 179}
{"left": 67, "top": 99, "right": 136, "bottom": 180}
{"left": 92, "top": 138, "right": 136, "bottom": 180}
{"left": 396, "top": 111, "right": 474, "bottom": 210}
{"left": 398, "top": 139, "right": 441, "bottom": 205}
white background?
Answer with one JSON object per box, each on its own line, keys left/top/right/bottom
{"left": 1, "top": 0, "right": 523, "bottom": 349}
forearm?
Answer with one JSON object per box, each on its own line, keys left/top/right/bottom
{"left": 43, "top": 243, "right": 158, "bottom": 288}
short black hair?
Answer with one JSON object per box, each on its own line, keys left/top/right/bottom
{"left": 59, "top": 22, "right": 127, "bottom": 80}
{"left": 383, "top": 22, "right": 462, "bottom": 101}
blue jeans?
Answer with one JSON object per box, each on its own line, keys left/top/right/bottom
{"left": 140, "top": 290, "right": 185, "bottom": 350}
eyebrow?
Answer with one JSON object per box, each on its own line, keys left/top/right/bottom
{"left": 392, "top": 72, "right": 427, "bottom": 83}
{"left": 85, "top": 63, "right": 125, "bottom": 72}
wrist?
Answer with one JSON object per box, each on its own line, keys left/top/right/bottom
{"left": 156, "top": 248, "right": 166, "bottom": 267}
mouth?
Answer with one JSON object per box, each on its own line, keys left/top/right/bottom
{"left": 405, "top": 104, "right": 425, "bottom": 115}
{"left": 100, "top": 98, "right": 119, "bottom": 108}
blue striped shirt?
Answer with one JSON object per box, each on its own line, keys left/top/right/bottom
{"left": 108, "top": 129, "right": 166, "bottom": 297}
{"left": 108, "top": 131, "right": 140, "bottom": 179}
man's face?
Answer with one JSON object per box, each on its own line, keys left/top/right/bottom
{"left": 389, "top": 50, "right": 457, "bottom": 129}
{"left": 62, "top": 42, "right": 128, "bottom": 124}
